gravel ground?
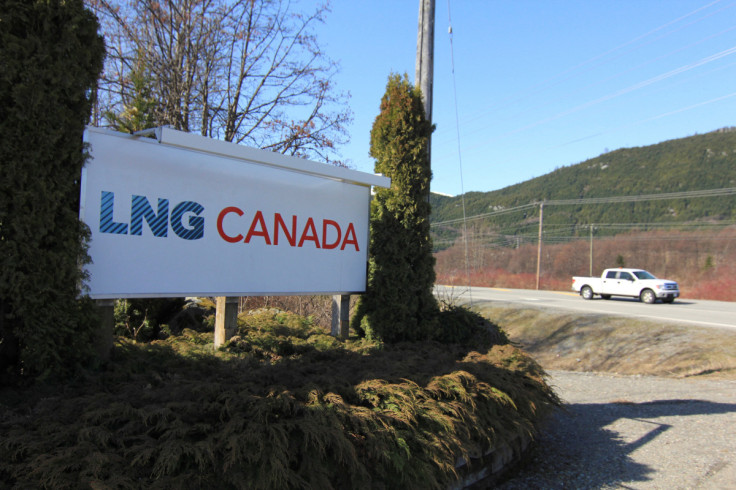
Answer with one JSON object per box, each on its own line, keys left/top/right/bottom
{"left": 497, "top": 370, "right": 736, "bottom": 489}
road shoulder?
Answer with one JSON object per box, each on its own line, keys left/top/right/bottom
{"left": 499, "top": 370, "right": 736, "bottom": 489}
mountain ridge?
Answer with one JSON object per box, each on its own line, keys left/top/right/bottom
{"left": 430, "top": 127, "right": 736, "bottom": 228}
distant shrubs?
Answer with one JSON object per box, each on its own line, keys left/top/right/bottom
{"left": 436, "top": 227, "right": 736, "bottom": 299}
{"left": 685, "top": 270, "right": 736, "bottom": 302}
{"left": 0, "top": 308, "right": 557, "bottom": 489}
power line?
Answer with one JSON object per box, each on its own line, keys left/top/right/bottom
{"left": 431, "top": 202, "right": 537, "bottom": 226}
{"left": 433, "top": 0, "right": 731, "bottom": 146}
{"left": 470, "top": 45, "right": 736, "bottom": 147}
{"left": 435, "top": 221, "right": 736, "bottom": 237}
{"left": 543, "top": 187, "right": 736, "bottom": 205}
{"left": 591, "top": 221, "right": 736, "bottom": 229}
{"left": 431, "top": 187, "right": 736, "bottom": 227}
{"left": 445, "top": 0, "right": 471, "bottom": 302}
{"left": 434, "top": 225, "right": 736, "bottom": 249}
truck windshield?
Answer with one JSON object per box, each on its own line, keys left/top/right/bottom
{"left": 633, "top": 270, "right": 656, "bottom": 280}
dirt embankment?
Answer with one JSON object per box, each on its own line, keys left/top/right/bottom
{"left": 474, "top": 303, "right": 736, "bottom": 379}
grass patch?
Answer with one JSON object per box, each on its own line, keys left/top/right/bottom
{"left": 0, "top": 308, "right": 558, "bottom": 489}
{"left": 474, "top": 304, "right": 736, "bottom": 379}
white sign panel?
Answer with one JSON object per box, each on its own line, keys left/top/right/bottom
{"left": 80, "top": 128, "right": 389, "bottom": 298}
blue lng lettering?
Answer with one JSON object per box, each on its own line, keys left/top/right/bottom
{"left": 131, "top": 195, "right": 168, "bottom": 237}
{"left": 171, "top": 201, "right": 205, "bottom": 240}
{"left": 99, "top": 191, "right": 204, "bottom": 240}
{"left": 99, "top": 191, "right": 128, "bottom": 235}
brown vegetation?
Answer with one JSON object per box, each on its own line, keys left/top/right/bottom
{"left": 436, "top": 227, "right": 736, "bottom": 301}
{"left": 474, "top": 305, "right": 736, "bottom": 379}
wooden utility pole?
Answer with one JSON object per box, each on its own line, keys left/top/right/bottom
{"left": 416, "top": 0, "right": 435, "bottom": 134}
{"left": 536, "top": 202, "right": 544, "bottom": 290}
{"left": 589, "top": 224, "right": 594, "bottom": 276}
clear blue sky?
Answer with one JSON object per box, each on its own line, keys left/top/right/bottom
{"left": 317, "top": 0, "right": 736, "bottom": 196}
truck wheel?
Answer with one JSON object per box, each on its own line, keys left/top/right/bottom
{"left": 640, "top": 289, "right": 656, "bottom": 304}
{"left": 581, "top": 286, "right": 594, "bottom": 300}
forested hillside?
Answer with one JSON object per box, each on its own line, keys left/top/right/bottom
{"left": 431, "top": 128, "right": 736, "bottom": 230}
{"left": 430, "top": 128, "right": 736, "bottom": 301}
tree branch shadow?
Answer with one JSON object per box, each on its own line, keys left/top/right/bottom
{"left": 498, "top": 398, "right": 736, "bottom": 488}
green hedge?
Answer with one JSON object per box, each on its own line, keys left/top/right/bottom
{"left": 0, "top": 0, "right": 105, "bottom": 379}
{"left": 0, "top": 309, "right": 558, "bottom": 489}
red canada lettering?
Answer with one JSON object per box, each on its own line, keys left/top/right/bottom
{"left": 274, "top": 213, "right": 297, "bottom": 246}
{"left": 244, "top": 210, "right": 271, "bottom": 244}
{"left": 341, "top": 223, "right": 359, "bottom": 251}
{"left": 322, "top": 219, "right": 341, "bottom": 249}
{"left": 298, "top": 217, "right": 320, "bottom": 248}
{"left": 217, "top": 207, "right": 360, "bottom": 252}
{"left": 217, "top": 206, "right": 244, "bottom": 243}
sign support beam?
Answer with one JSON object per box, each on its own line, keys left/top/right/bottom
{"left": 94, "top": 299, "right": 114, "bottom": 361}
{"left": 214, "top": 296, "right": 239, "bottom": 347}
{"left": 331, "top": 295, "right": 350, "bottom": 339}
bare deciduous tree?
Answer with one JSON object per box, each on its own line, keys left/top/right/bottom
{"left": 87, "top": 0, "right": 351, "bottom": 163}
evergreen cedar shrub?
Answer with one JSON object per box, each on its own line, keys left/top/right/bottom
{"left": 0, "top": 0, "right": 105, "bottom": 379}
{"left": 0, "top": 309, "right": 557, "bottom": 489}
{"left": 352, "top": 74, "right": 440, "bottom": 343}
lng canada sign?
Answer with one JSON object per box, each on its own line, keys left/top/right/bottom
{"left": 80, "top": 127, "right": 390, "bottom": 299}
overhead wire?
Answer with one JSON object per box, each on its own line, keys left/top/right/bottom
{"left": 435, "top": 223, "right": 736, "bottom": 249}
{"left": 431, "top": 202, "right": 537, "bottom": 226}
{"left": 439, "top": 35, "right": 736, "bottom": 151}
{"left": 444, "top": 0, "right": 472, "bottom": 303}
{"left": 543, "top": 186, "right": 736, "bottom": 205}
{"left": 434, "top": 0, "right": 731, "bottom": 144}
{"left": 431, "top": 0, "right": 736, "bottom": 165}
{"left": 467, "top": 44, "right": 736, "bottom": 147}
{"left": 452, "top": 219, "right": 736, "bottom": 234}
{"left": 551, "top": 62, "right": 736, "bottom": 149}
{"left": 431, "top": 187, "right": 736, "bottom": 227}
{"left": 432, "top": 188, "right": 736, "bottom": 250}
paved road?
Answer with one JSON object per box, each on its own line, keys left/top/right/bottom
{"left": 435, "top": 285, "right": 736, "bottom": 330}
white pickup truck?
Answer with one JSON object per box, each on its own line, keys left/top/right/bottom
{"left": 571, "top": 268, "right": 680, "bottom": 304}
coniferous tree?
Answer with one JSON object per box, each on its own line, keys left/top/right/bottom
{"left": 352, "top": 74, "right": 439, "bottom": 342}
{"left": 0, "top": 0, "right": 105, "bottom": 378}
{"left": 104, "top": 51, "right": 158, "bottom": 134}
{"left": 103, "top": 58, "right": 186, "bottom": 342}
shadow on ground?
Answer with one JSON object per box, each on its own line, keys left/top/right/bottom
{"left": 497, "top": 398, "right": 736, "bottom": 488}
